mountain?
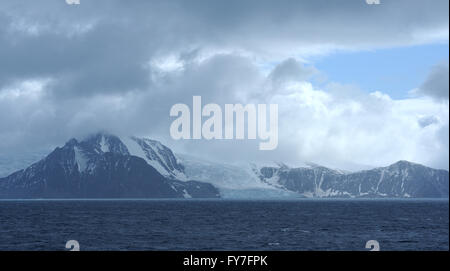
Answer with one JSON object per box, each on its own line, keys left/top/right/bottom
{"left": 0, "top": 132, "right": 448, "bottom": 199}
{"left": 0, "top": 133, "right": 219, "bottom": 199}
{"left": 251, "top": 161, "right": 449, "bottom": 198}
{"left": 165, "top": 154, "right": 449, "bottom": 199}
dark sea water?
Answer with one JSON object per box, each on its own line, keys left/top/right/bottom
{"left": 0, "top": 199, "right": 448, "bottom": 251}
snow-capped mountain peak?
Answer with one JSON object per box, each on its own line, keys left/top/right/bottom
{"left": 0, "top": 133, "right": 219, "bottom": 199}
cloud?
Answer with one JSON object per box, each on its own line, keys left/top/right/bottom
{"left": 0, "top": 0, "right": 448, "bottom": 96}
{"left": 418, "top": 115, "right": 440, "bottom": 128}
{"left": 269, "top": 58, "right": 319, "bottom": 84}
{"left": 140, "top": 56, "right": 450, "bottom": 171}
{"left": 0, "top": 0, "right": 448, "bottom": 171}
{"left": 416, "top": 61, "right": 449, "bottom": 100}
{"left": 258, "top": 80, "right": 449, "bottom": 171}
{"left": 0, "top": 51, "right": 449, "bottom": 170}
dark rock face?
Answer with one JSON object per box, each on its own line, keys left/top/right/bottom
{"left": 253, "top": 161, "right": 449, "bottom": 198}
{"left": 0, "top": 133, "right": 219, "bottom": 199}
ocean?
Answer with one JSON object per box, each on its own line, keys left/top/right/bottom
{"left": 0, "top": 199, "right": 448, "bottom": 251}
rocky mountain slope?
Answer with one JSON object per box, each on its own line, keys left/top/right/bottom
{"left": 251, "top": 161, "right": 449, "bottom": 198}
{"left": 0, "top": 133, "right": 219, "bottom": 199}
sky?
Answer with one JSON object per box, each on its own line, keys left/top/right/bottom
{"left": 0, "top": 0, "right": 448, "bottom": 171}
{"left": 314, "top": 44, "right": 449, "bottom": 99}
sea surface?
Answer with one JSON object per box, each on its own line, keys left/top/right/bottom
{"left": 0, "top": 199, "right": 448, "bottom": 251}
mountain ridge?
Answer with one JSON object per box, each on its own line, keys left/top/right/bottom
{"left": 0, "top": 132, "right": 448, "bottom": 199}
{"left": 251, "top": 160, "right": 449, "bottom": 198}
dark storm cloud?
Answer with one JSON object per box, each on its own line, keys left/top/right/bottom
{"left": 0, "top": 0, "right": 448, "bottom": 98}
{"left": 0, "top": 2, "right": 159, "bottom": 97}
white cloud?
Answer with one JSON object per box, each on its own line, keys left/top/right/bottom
{"left": 141, "top": 55, "right": 449, "bottom": 170}
{"left": 263, "top": 80, "right": 449, "bottom": 170}
{"left": 0, "top": 78, "right": 51, "bottom": 100}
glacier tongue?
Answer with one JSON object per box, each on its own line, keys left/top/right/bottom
{"left": 176, "top": 154, "right": 296, "bottom": 198}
